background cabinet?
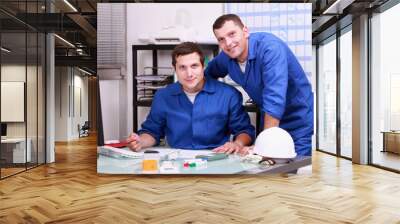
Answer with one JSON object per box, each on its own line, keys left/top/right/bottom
{"left": 382, "top": 131, "right": 400, "bottom": 154}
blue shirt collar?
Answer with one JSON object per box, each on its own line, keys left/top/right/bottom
{"left": 170, "top": 78, "right": 216, "bottom": 95}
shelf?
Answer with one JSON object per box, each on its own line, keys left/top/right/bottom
{"left": 135, "top": 75, "right": 173, "bottom": 82}
{"left": 136, "top": 84, "right": 167, "bottom": 90}
{"left": 136, "top": 100, "right": 152, "bottom": 107}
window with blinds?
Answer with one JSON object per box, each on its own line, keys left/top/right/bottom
{"left": 97, "top": 4, "right": 126, "bottom": 74}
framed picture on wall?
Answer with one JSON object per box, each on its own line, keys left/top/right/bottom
{"left": 1, "top": 81, "right": 25, "bottom": 122}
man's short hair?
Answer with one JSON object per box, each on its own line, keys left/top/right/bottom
{"left": 172, "top": 42, "right": 205, "bottom": 67}
{"left": 213, "top": 14, "right": 244, "bottom": 30}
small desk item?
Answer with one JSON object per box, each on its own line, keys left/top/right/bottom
{"left": 160, "top": 161, "right": 179, "bottom": 174}
{"left": 182, "top": 159, "right": 207, "bottom": 169}
{"left": 142, "top": 150, "right": 160, "bottom": 173}
{"left": 105, "top": 142, "right": 127, "bottom": 148}
{"left": 195, "top": 153, "right": 228, "bottom": 161}
{"left": 104, "top": 139, "right": 128, "bottom": 148}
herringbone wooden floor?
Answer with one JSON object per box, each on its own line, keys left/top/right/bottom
{"left": 1, "top": 135, "right": 400, "bottom": 223}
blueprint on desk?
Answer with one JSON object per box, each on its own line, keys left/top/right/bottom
{"left": 97, "top": 146, "right": 214, "bottom": 160}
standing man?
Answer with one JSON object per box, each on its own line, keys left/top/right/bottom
{"left": 205, "top": 14, "right": 313, "bottom": 156}
{"left": 127, "top": 42, "right": 254, "bottom": 152}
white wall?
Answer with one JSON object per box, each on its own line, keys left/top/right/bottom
{"left": 127, "top": 3, "right": 222, "bottom": 46}
{"left": 55, "top": 66, "right": 68, "bottom": 141}
{"left": 54, "top": 67, "right": 89, "bottom": 141}
{"left": 99, "top": 79, "right": 121, "bottom": 140}
{"left": 1, "top": 65, "right": 26, "bottom": 81}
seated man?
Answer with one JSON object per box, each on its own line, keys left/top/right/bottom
{"left": 127, "top": 42, "right": 255, "bottom": 153}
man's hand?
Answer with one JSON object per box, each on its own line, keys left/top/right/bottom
{"left": 126, "top": 133, "right": 142, "bottom": 151}
{"left": 238, "top": 145, "right": 254, "bottom": 156}
{"left": 264, "top": 113, "right": 280, "bottom": 129}
{"left": 212, "top": 141, "right": 244, "bottom": 154}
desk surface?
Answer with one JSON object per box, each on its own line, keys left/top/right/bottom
{"left": 1, "top": 138, "right": 26, "bottom": 143}
{"left": 381, "top": 131, "right": 400, "bottom": 134}
{"left": 97, "top": 147, "right": 311, "bottom": 175}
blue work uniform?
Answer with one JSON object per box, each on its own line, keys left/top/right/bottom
{"left": 138, "top": 78, "right": 255, "bottom": 149}
{"left": 205, "top": 32, "right": 313, "bottom": 156}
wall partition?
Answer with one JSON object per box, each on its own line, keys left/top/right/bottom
{"left": 339, "top": 26, "right": 352, "bottom": 159}
{"left": 317, "top": 0, "right": 400, "bottom": 170}
{"left": 0, "top": 1, "right": 46, "bottom": 179}
{"left": 317, "top": 35, "right": 337, "bottom": 155}
{"left": 370, "top": 2, "right": 400, "bottom": 172}
{"left": 316, "top": 24, "right": 353, "bottom": 159}
{"left": 1, "top": 29, "right": 28, "bottom": 178}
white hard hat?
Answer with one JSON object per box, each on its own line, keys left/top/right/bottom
{"left": 253, "top": 127, "right": 297, "bottom": 159}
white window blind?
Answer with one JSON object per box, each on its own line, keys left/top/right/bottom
{"left": 97, "top": 4, "right": 126, "bottom": 67}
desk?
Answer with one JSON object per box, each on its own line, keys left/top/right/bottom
{"left": 97, "top": 147, "right": 311, "bottom": 175}
{"left": 381, "top": 131, "right": 400, "bottom": 154}
{"left": 1, "top": 138, "right": 31, "bottom": 163}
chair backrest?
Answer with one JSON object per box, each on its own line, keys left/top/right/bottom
{"left": 82, "top": 121, "right": 90, "bottom": 129}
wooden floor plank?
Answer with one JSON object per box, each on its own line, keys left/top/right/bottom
{"left": 1, "top": 134, "right": 400, "bottom": 223}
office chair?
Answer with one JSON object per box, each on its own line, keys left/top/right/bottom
{"left": 79, "top": 121, "right": 90, "bottom": 138}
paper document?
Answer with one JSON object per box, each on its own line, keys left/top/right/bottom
{"left": 98, "top": 146, "right": 143, "bottom": 159}
{"left": 177, "top": 149, "right": 214, "bottom": 159}
{"left": 146, "top": 147, "right": 214, "bottom": 159}
{"left": 98, "top": 146, "right": 214, "bottom": 160}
